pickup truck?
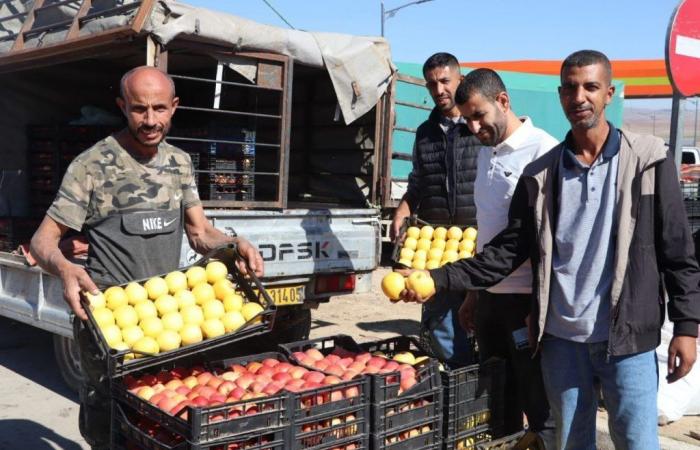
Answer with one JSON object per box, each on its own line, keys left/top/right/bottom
{"left": 680, "top": 146, "right": 700, "bottom": 199}
{"left": 0, "top": 0, "right": 396, "bottom": 390}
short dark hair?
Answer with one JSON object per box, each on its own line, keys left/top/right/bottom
{"left": 422, "top": 52, "right": 460, "bottom": 75}
{"left": 455, "top": 68, "right": 506, "bottom": 105}
{"left": 560, "top": 50, "right": 612, "bottom": 84}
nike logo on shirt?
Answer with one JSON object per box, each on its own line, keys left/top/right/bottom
{"left": 142, "top": 217, "right": 177, "bottom": 231}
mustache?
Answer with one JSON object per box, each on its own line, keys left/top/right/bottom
{"left": 139, "top": 125, "right": 164, "bottom": 133}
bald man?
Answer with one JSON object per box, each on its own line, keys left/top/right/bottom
{"left": 30, "top": 66, "right": 263, "bottom": 449}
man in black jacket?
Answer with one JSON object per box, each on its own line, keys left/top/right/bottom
{"left": 391, "top": 52, "right": 481, "bottom": 364}
{"left": 400, "top": 50, "right": 700, "bottom": 449}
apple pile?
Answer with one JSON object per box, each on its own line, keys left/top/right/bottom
{"left": 381, "top": 270, "right": 435, "bottom": 302}
{"left": 398, "top": 225, "right": 478, "bottom": 269}
{"left": 85, "top": 260, "right": 265, "bottom": 359}
{"left": 124, "top": 356, "right": 361, "bottom": 420}
{"left": 291, "top": 347, "right": 429, "bottom": 396}
{"left": 455, "top": 430, "right": 493, "bottom": 450}
{"left": 384, "top": 423, "right": 435, "bottom": 445}
{"left": 460, "top": 410, "right": 491, "bottom": 432}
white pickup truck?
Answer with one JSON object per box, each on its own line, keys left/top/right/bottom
{"left": 0, "top": 1, "right": 401, "bottom": 390}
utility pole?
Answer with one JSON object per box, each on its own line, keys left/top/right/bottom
{"left": 381, "top": 0, "right": 435, "bottom": 37}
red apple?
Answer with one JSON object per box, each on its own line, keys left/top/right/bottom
{"left": 323, "top": 375, "right": 341, "bottom": 385}
{"left": 288, "top": 366, "right": 308, "bottom": 380}
{"left": 299, "top": 356, "right": 316, "bottom": 367}
{"left": 344, "top": 385, "right": 360, "bottom": 398}
{"left": 209, "top": 393, "right": 227, "bottom": 405}
{"left": 325, "top": 365, "right": 344, "bottom": 377}
{"left": 367, "top": 356, "right": 387, "bottom": 369}
{"left": 338, "top": 357, "right": 354, "bottom": 368}
{"left": 230, "top": 387, "right": 246, "bottom": 400}
{"left": 257, "top": 366, "right": 275, "bottom": 378}
{"left": 305, "top": 348, "right": 324, "bottom": 362}
{"left": 196, "top": 372, "right": 213, "bottom": 385}
{"left": 235, "top": 374, "right": 255, "bottom": 390}
{"left": 175, "top": 385, "right": 191, "bottom": 396}
{"left": 157, "top": 396, "right": 179, "bottom": 412}
{"left": 263, "top": 383, "right": 282, "bottom": 395}
{"left": 348, "top": 361, "right": 365, "bottom": 373}
{"left": 246, "top": 362, "right": 263, "bottom": 374}
{"left": 250, "top": 380, "right": 266, "bottom": 393}
{"left": 190, "top": 396, "right": 209, "bottom": 407}
{"left": 220, "top": 371, "right": 241, "bottom": 382}
{"left": 272, "top": 372, "right": 292, "bottom": 384}
{"left": 329, "top": 389, "right": 344, "bottom": 402}
{"left": 285, "top": 379, "right": 305, "bottom": 390}
{"left": 383, "top": 361, "right": 400, "bottom": 372}
{"left": 190, "top": 365, "right": 206, "bottom": 375}
{"left": 170, "top": 366, "right": 190, "bottom": 379}
{"left": 400, "top": 375, "right": 417, "bottom": 393}
{"left": 140, "top": 374, "right": 158, "bottom": 386}
{"left": 314, "top": 360, "right": 330, "bottom": 371}
{"left": 341, "top": 370, "right": 358, "bottom": 381}
{"left": 149, "top": 392, "right": 167, "bottom": 406}
{"left": 217, "top": 381, "right": 236, "bottom": 396}
{"left": 229, "top": 364, "right": 247, "bottom": 374}
{"left": 325, "top": 354, "right": 341, "bottom": 364}
{"left": 262, "top": 358, "right": 280, "bottom": 368}
{"left": 165, "top": 379, "right": 184, "bottom": 390}
{"left": 171, "top": 400, "right": 190, "bottom": 418}
{"left": 275, "top": 362, "right": 293, "bottom": 373}
{"left": 303, "top": 371, "right": 325, "bottom": 384}
{"left": 362, "top": 366, "right": 379, "bottom": 374}
{"left": 355, "top": 352, "right": 372, "bottom": 364}
{"left": 207, "top": 377, "right": 224, "bottom": 390}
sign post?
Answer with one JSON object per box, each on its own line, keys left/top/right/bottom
{"left": 666, "top": 0, "right": 700, "bottom": 171}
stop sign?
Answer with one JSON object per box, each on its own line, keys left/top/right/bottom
{"left": 666, "top": 0, "right": 700, "bottom": 96}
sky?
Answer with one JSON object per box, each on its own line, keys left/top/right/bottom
{"left": 185, "top": 0, "right": 690, "bottom": 109}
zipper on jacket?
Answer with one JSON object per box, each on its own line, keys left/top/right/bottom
{"left": 606, "top": 303, "right": 621, "bottom": 362}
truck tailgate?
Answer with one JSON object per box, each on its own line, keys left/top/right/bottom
{"left": 184, "top": 209, "right": 381, "bottom": 278}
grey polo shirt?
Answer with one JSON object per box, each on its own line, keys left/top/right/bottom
{"left": 545, "top": 125, "right": 621, "bottom": 343}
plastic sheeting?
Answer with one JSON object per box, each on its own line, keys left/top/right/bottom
{"left": 657, "top": 319, "right": 700, "bottom": 422}
{"left": 143, "top": 1, "right": 394, "bottom": 125}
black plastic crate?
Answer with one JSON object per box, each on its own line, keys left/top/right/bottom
{"left": 83, "top": 244, "right": 276, "bottom": 377}
{"left": 442, "top": 358, "right": 505, "bottom": 448}
{"left": 390, "top": 216, "right": 432, "bottom": 268}
{"left": 371, "top": 410, "right": 443, "bottom": 450}
{"left": 444, "top": 424, "right": 493, "bottom": 450}
{"left": 111, "top": 352, "right": 292, "bottom": 444}
{"left": 370, "top": 386, "right": 443, "bottom": 450}
{"left": 287, "top": 367, "right": 371, "bottom": 449}
{"left": 475, "top": 430, "right": 539, "bottom": 450}
{"left": 112, "top": 401, "right": 288, "bottom": 450}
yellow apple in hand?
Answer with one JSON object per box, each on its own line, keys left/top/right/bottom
{"left": 381, "top": 272, "right": 406, "bottom": 301}
{"left": 406, "top": 271, "right": 435, "bottom": 299}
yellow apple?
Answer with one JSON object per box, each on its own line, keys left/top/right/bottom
{"left": 223, "top": 293, "right": 244, "bottom": 312}
{"left": 403, "top": 237, "right": 418, "bottom": 251}
{"left": 121, "top": 325, "right": 145, "bottom": 347}
{"left": 104, "top": 286, "right": 128, "bottom": 310}
{"left": 411, "top": 259, "right": 426, "bottom": 270}
{"left": 381, "top": 272, "right": 406, "bottom": 301}
{"left": 92, "top": 307, "right": 115, "bottom": 328}
{"left": 427, "top": 248, "right": 443, "bottom": 261}
{"left": 445, "top": 239, "right": 460, "bottom": 252}
{"left": 180, "top": 305, "right": 205, "bottom": 325}
{"left": 416, "top": 238, "right": 431, "bottom": 252}
{"left": 463, "top": 227, "right": 478, "bottom": 241}
{"left": 185, "top": 266, "right": 207, "bottom": 289}
{"left": 164, "top": 271, "right": 188, "bottom": 295}
{"left": 206, "top": 261, "right": 229, "bottom": 284}
{"left": 221, "top": 311, "right": 246, "bottom": 332}
{"left": 101, "top": 324, "right": 123, "bottom": 348}
{"left": 174, "top": 290, "right": 197, "bottom": 310}
{"left": 458, "top": 239, "right": 475, "bottom": 253}
{"left": 433, "top": 227, "right": 447, "bottom": 241}
{"left": 447, "top": 226, "right": 463, "bottom": 241}
{"left": 413, "top": 249, "right": 428, "bottom": 261}
{"left": 393, "top": 351, "right": 416, "bottom": 365}
{"left": 414, "top": 355, "right": 430, "bottom": 365}
{"left": 144, "top": 277, "right": 168, "bottom": 300}
{"left": 154, "top": 294, "right": 178, "bottom": 316}
{"left": 430, "top": 239, "right": 446, "bottom": 250}
{"left": 124, "top": 282, "right": 148, "bottom": 305}
{"left": 192, "top": 282, "right": 216, "bottom": 305}
{"left": 132, "top": 336, "right": 159, "bottom": 357}
{"left": 419, "top": 225, "right": 434, "bottom": 240}
{"left": 139, "top": 316, "right": 164, "bottom": 338}
{"left": 113, "top": 305, "right": 139, "bottom": 329}
{"left": 134, "top": 300, "right": 158, "bottom": 321}
{"left": 161, "top": 311, "right": 184, "bottom": 331}
{"left": 458, "top": 250, "right": 472, "bottom": 259}
{"left": 241, "top": 302, "right": 264, "bottom": 323}
{"left": 399, "top": 247, "right": 415, "bottom": 261}
{"left": 156, "top": 329, "right": 182, "bottom": 352}
{"left": 180, "top": 323, "right": 204, "bottom": 346}
{"left": 442, "top": 250, "right": 459, "bottom": 264}
{"left": 85, "top": 291, "right": 106, "bottom": 309}
{"left": 405, "top": 226, "right": 420, "bottom": 240}
{"left": 406, "top": 271, "right": 435, "bottom": 299}
{"left": 398, "top": 258, "right": 413, "bottom": 267}
{"left": 201, "top": 318, "right": 226, "bottom": 339}
{"left": 213, "top": 278, "right": 236, "bottom": 301}
{"left": 202, "top": 299, "right": 225, "bottom": 320}
{"left": 426, "top": 260, "right": 440, "bottom": 270}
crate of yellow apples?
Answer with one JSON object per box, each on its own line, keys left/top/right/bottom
{"left": 392, "top": 218, "right": 478, "bottom": 270}
{"left": 82, "top": 244, "right": 276, "bottom": 377}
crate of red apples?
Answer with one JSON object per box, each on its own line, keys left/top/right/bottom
{"left": 111, "top": 351, "right": 370, "bottom": 449}
{"left": 280, "top": 335, "right": 443, "bottom": 450}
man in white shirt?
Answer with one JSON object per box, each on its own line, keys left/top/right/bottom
{"left": 456, "top": 68, "right": 557, "bottom": 446}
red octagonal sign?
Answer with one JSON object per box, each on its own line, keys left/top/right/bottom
{"left": 667, "top": 0, "right": 700, "bottom": 96}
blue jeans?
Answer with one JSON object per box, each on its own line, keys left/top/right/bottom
{"left": 540, "top": 336, "right": 659, "bottom": 450}
{"left": 421, "top": 291, "right": 473, "bottom": 365}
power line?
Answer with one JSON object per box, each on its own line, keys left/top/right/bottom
{"left": 260, "top": 0, "right": 295, "bottom": 29}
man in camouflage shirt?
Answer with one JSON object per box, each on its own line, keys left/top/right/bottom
{"left": 30, "top": 66, "right": 263, "bottom": 449}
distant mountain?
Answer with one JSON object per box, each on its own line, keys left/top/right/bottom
{"left": 623, "top": 107, "right": 698, "bottom": 145}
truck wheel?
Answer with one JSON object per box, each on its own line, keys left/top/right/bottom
{"left": 53, "top": 334, "right": 83, "bottom": 393}
{"left": 270, "top": 306, "right": 312, "bottom": 344}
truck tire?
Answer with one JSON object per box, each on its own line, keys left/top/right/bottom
{"left": 269, "top": 306, "right": 312, "bottom": 344}
{"left": 53, "top": 334, "right": 83, "bottom": 393}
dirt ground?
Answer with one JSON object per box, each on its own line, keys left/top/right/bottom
{"left": 0, "top": 266, "right": 698, "bottom": 449}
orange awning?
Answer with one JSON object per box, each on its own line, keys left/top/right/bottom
{"left": 460, "top": 59, "right": 671, "bottom": 99}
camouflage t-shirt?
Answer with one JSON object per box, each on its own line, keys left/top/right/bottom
{"left": 48, "top": 135, "right": 200, "bottom": 231}
{"left": 47, "top": 135, "right": 201, "bottom": 285}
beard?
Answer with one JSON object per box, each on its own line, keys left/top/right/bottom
{"left": 129, "top": 123, "right": 169, "bottom": 147}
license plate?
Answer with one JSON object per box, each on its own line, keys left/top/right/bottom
{"left": 265, "top": 285, "right": 304, "bottom": 305}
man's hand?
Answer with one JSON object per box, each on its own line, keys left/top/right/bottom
{"left": 458, "top": 291, "right": 477, "bottom": 332}
{"left": 235, "top": 237, "right": 264, "bottom": 278}
{"left": 390, "top": 214, "right": 408, "bottom": 243}
{"left": 667, "top": 335, "right": 697, "bottom": 383}
{"left": 58, "top": 262, "right": 99, "bottom": 321}
{"left": 395, "top": 268, "right": 436, "bottom": 303}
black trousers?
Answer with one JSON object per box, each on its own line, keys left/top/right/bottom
{"left": 475, "top": 291, "right": 555, "bottom": 449}
{"left": 73, "top": 317, "right": 111, "bottom": 450}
